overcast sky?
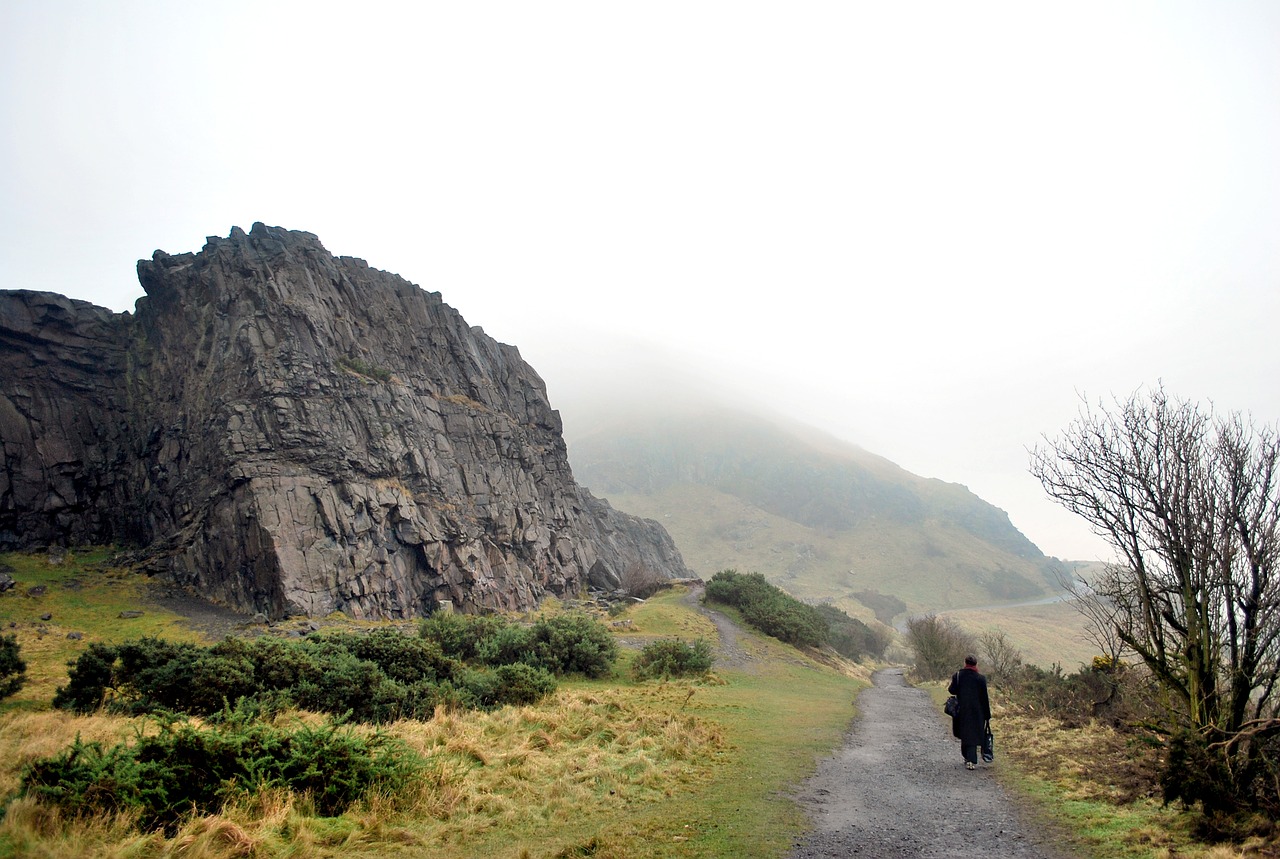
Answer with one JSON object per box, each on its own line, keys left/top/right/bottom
{"left": 3, "top": 2, "right": 1278, "bottom": 561}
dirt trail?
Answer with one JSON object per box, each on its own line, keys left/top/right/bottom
{"left": 681, "top": 584, "right": 755, "bottom": 671}
{"left": 787, "top": 668, "right": 1077, "bottom": 859}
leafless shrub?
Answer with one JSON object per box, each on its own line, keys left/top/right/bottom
{"left": 905, "top": 614, "right": 976, "bottom": 682}
{"left": 619, "top": 563, "right": 666, "bottom": 599}
{"left": 978, "top": 628, "right": 1024, "bottom": 687}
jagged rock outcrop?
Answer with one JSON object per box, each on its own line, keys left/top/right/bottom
{"left": 0, "top": 224, "right": 689, "bottom": 618}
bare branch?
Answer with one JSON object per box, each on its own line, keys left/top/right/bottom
{"left": 1031, "top": 385, "right": 1280, "bottom": 810}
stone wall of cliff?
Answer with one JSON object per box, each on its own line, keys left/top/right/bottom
{"left": 0, "top": 224, "right": 688, "bottom": 618}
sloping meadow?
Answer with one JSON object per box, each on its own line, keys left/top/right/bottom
{"left": 0, "top": 551, "right": 866, "bottom": 858}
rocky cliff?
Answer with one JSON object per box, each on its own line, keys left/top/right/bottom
{"left": 0, "top": 224, "right": 688, "bottom": 618}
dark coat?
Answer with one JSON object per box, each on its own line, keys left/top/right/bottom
{"left": 948, "top": 666, "right": 991, "bottom": 745}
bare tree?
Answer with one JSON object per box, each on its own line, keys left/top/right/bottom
{"left": 619, "top": 562, "right": 666, "bottom": 599}
{"left": 1059, "top": 566, "right": 1131, "bottom": 669}
{"left": 905, "top": 614, "right": 976, "bottom": 682}
{"left": 1031, "top": 386, "right": 1280, "bottom": 811}
{"left": 977, "top": 628, "right": 1023, "bottom": 686}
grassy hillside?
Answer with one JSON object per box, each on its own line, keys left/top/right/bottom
{"left": 1, "top": 551, "right": 1252, "bottom": 859}
{"left": 0, "top": 549, "right": 213, "bottom": 710}
{"left": 0, "top": 550, "right": 865, "bottom": 858}
{"left": 559, "top": 405, "right": 1103, "bottom": 670}
{"left": 597, "top": 484, "right": 1056, "bottom": 614}
{"left": 567, "top": 408, "right": 1066, "bottom": 618}
{"left": 942, "top": 599, "right": 1098, "bottom": 671}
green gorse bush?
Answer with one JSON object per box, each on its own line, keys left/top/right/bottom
{"left": 51, "top": 619, "right": 600, "bottom": 721}
{"left": 0, "top": 632, "right": 28, "bottom": 700}
{"left": 632, "top": 639, "right": 714, "bottom": 680}
{"left": 704, "top": 570, "right": 825, "bottom": 647}
{"left": 21, "top": 706, "right": 423, "bottom": 832}
{"left": 704, "top": 570, "right": 888, "bottom": 658}
{"left": 421, "top": 611, "right": 618, "bottom": 678}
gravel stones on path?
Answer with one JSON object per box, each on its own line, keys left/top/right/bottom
{"left": 788, "top": 668, "right": 1076, "bottom": 859}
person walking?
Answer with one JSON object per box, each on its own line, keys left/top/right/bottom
{"left": 948, "top": 655, "right": 991, "bottom": 770}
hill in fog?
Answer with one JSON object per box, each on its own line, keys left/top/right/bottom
{"left": 559, "top": 397, "right": 1067, "bottom": 625}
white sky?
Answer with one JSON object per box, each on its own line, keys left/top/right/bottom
{"left": 3, "top": 2, "right": 1278, "bottom": 561}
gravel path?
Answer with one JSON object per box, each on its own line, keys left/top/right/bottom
{"left": 788, "top": 668, "right": 1076, "bottom": 859}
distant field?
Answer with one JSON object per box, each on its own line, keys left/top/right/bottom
{"left": 941, "top": 598, "right": 1097, "bottom": 671}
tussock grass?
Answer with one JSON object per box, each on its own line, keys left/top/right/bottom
{"left": 383, "top": 685, "right": 729, "bottom": 847}
{"left": 165, "top": 816, "right": 259, "bottom": 858}
{"left": 0, "top": 795, "right": 151, "bottom": 858}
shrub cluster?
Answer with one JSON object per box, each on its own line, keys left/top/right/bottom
{"left": 1004, "top": 659, "right": 1157, "bottom": 729}
{"left": 704, "top": 570, "right": 826, "bottom": 647}
{"left": 905, "top": 614, "right": 976, "bottom": 681}
{"left": 21, "top": 706, "right": 422, "bottom": 832}
{"left": 704, "top": 570, "right": 887, "bottom": 658}
{"left": 52, "top": 625, "right": 563, "bottom": 722}
{"left": 336, "top": 355, "right": 392, "bottom": 382}
{"left": 632, "top": 638, "right": 714, "bottom": 680}
{"left": 0, "top": 633, "right": 26, "bottom": 700}
{"left": 420, "top": 611, "right": 619, "bottom": 679}
{"left": 815, "top": 604, "right": 892, "bottom": 661}
{"left": 1003, "top": 655, "right": 1280, "bottom": 836}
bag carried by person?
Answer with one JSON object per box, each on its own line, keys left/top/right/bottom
{"left": 982, "top": 722, "right": 994, "bottom": 762}
{"left": 944, "top": 695, "right": 959, "bottom": 717}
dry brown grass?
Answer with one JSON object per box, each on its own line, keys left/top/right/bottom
{"left": 163, "top": 817, "right": 259, "bottom": 859}
{"left": 992, "top": 696, "right": 1280, "bottom": 859}
{"left": 0, "top": 794, "right": 154, "bottom": 858}
{"left": 389, "top": 686, "right": 728, "bottom": 838}
{"left": 995, "top": 705, "right": 1161, "bottom": 805}
{"left": 0, "top": 710, "right": 147, "bottom": 800}
{"left": 0, "top": 684, "right": 729, "bottom": 859}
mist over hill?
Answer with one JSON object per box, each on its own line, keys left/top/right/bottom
{"left": 556, "top": 389, "right": 1067, "bottom": 624}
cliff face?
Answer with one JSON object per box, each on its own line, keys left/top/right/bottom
{"left": 0, "top": 292, "right": 135, "bottom": 548}
{"left": 0, "top": 224, "right": 688, "bottom": 618}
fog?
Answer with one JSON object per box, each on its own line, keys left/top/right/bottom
{"left": 4, "top": 2, "right": 1279, "bottom": 561}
